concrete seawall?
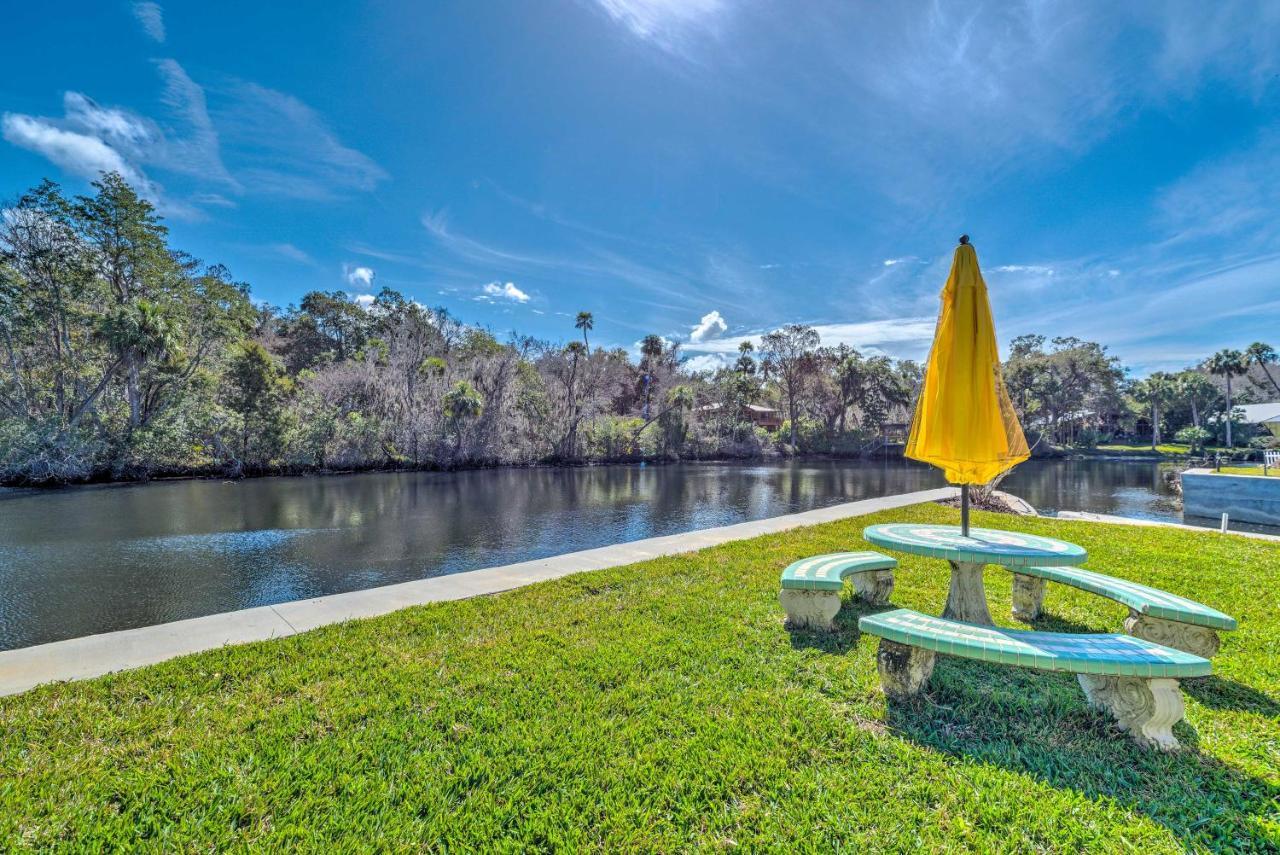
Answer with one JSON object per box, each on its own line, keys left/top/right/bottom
{"left": 1182, "top": 467, "right": 1280, "bottom": 527}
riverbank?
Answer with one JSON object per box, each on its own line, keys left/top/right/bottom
{"left": 2, "top": 502, "right": 1276, "bottom": 849}
{"left": 3, "top": 440, "right": 1258, "bottom": 491}
{"left": 0, "top": 447, "right": 853, "bottom": 491}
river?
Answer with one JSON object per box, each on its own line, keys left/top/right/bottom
{"left": 0, "top": 459, "right": 1197, "bottom": 650}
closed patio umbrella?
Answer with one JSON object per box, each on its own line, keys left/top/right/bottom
{"left": 905, "top": 236, "right": 1029, "bottom": 535}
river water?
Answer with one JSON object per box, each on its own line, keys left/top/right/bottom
{"left": 0, "top": 459, "right": 1194, "bottom": 650}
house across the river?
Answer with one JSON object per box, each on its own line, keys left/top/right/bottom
{"left": 1239, "top": 402, "right": 1280, "bottom": 438}
{"left": 697, "top": 402, "right": 784, "bottom": 430}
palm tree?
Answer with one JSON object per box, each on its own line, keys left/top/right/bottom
{"left": 574, "top": 311, "right": 594, "bottom": 350}
{"left": 97, "top": 299, "right": 178, "bottom": 430}
{"left": 442, "top": 380, "right": 484, "bottom": 456}
{"left": 1205, "top": 349, "right": 1248, "bottom": 446}
{"left": 639, "top": 334, "right": 665, "bottom": 419}
{"left": 1132, "top": 372, "right": 1173, "bottom": 450}
{"left": 663, "top": 384, "right": 695, "bottom": 453}
{"left": 561, "top": 341, "right": 587, "bottom": 457}
{"left": 1175, "top": 370, "right": 1216, "bottom": 430}
{"left": 1245, "top": 342, "right": 1280, "bottom": 396}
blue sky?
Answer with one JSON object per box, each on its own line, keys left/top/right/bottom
{"left": 2, "top": 1, "right": 1278, "bottom": 375}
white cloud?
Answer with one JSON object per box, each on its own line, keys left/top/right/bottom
{"left": 689, "top": 309, "right": 728, "bottom": 342}
{"left": 478, "top": 281, "right": 530, "bottom": 303}
{"left": 682, "top": 353, "right": 730, "bottom": 373}
{"left": 353, "top": 293, "right": 376, "bottom": 307}
{"left": 882, "top": 257, "right": 913, "bottom": 266}
{"left": 132, "top": 2, "right": 165, "bottom": 42}
{"left": 0, "top": 62, "right": 236, "bottom": 218}
{"left": 1, "top": 113, "right": 156, "bottom": 195}
{"left": 344, "top": 264, "right": 376, "bottom": 289}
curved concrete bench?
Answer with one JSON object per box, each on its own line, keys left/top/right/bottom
{"left": 1004, "top": 565, "right": 1237, "bottom": 659}
{"left": 859, "top": 608, "right": 1212, "bottom": 751}
{"left": 779, "top": 551, "right": 896, "bottom": 630}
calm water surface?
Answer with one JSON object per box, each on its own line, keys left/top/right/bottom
{"left": 0, "top": 459, "right": 1204, "bottom": 650}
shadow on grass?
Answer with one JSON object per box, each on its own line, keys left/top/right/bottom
{"left": 1011, "top": 608, "right": 1115, "bottom": 635}
{"left": 1183, "top": 675, "right": 1280, "bottom": 719}
{"left": 1024, "top": 614, "right": 1280, "bottom": 720}
{"left": 882, "top": 658, "right": 1279, "bottom": 850}
{"left": 785, "top": 598, "right": 893, "bottom": 653}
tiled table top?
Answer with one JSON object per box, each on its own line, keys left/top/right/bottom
{"left": 864, "top": 523, "right": 1087, "bottom": 567}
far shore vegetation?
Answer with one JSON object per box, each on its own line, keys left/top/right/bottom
{"left": 2, "top": 174, "right": 1278, "bottom": 486}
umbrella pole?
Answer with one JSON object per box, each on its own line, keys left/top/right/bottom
{"left": 961, "top": 484, "right": 970, "bottom": 537}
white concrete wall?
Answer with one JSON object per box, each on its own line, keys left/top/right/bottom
{"left": 1182, "top": 468, "right": 1280, "bottom": 527}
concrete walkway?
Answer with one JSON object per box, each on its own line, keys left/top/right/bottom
{"left": 1056, "top": 510, "right": 1280, "bottom": 542}
{"left": 0, "top": 487, "right": 957, "bottom": 697}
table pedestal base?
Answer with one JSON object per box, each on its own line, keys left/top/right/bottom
{"left": 943, "top": 561, "right": 993, "bottom": 626}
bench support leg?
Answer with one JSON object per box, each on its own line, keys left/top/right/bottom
{"left": 779, "top": 590, "right": 841, "bottom": 631}
{"left": 876, "top": 639, "right": 936, "bottom": 700}
{"left": 1124, "top": 611, "right": 1221, "bottom": 659}
{"left": 943, "top": 561, "right": 994, "bottom": 625}
{"left": 1077, "top": 675, "right": 1185, "bottom": 751}
{"left": 852, "top": 570, "right": 895, "bottom": 605}
{"left": 1010, "top": 573, "right": 1046, "bottom": 622}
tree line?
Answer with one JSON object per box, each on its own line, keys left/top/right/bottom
{"left": 1003, "top": 335, "right": 1278, "bottom": 453}
{"left": 1, "top": 175, "right": 1275, "bottom": 485}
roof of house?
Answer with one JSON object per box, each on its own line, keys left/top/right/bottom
{"left": 745, "top": 404, "right": 780, "bottom": 414}
{"left": 1238, "top": 402, "right": 1280, "bottom": 424}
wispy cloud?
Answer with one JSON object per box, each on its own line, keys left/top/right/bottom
{"left": 152, "top": 60, "right": 238, "bottom": 189}
{"left": 1155, "top": 124, "right": 1280, "bottom": 249}
{"left": 215, "top": 82, "right": 387, "bottom": 200}
{"left": 132, "top": 2, "right": 165, "bottom": 43}
{"left": 589, "top": 0, "right": 728, "bottom": 54}
{"left": 420, "top": 210, "right": 704, "bottom": 309}
{"left": 272, "top": 243, "right": 318, "bottom": 266}
{"left": 683, "top": 316, "right": 936, "bottom": 361}
{"left": 993, "top": 264, "right": 1054, "bottom": 275}
{"left": 1, "top": 45, "right": 382, "bottom": 213}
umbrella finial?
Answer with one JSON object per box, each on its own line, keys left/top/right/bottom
{"left": 958, "top": 234, "right": 970, "bottom": 246}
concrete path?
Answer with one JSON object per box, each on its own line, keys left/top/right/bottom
{"left": 1056, "top": 510, "right": 1280, "bottom": 542}
{"left": 0, "top": 487, "right": 957, "bottom": 697}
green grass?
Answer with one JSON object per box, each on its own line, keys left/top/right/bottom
{"left": 1217, "top": 466, "right": 1280, "bottom": 478}
{"left": 2, "top": 504, "right": 1279, "bottom": 851}
{"left": 1093, "top": 442, "right": 1205, "bottom": 457}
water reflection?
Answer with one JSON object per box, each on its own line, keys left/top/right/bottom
{"left": 0, "top": 458, "right": 1236, "bottom": 651}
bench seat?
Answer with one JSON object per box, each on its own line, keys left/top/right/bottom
{"left": 1004, "top": 564, "right": 1236, "bottom": 659}
{"left": 859, "top": 608, "right": 1211, "bottom": 751}
{"left": 779, "top": 551, "right": 896, "bottom": 630}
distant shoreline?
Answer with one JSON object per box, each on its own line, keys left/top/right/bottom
{"left": 0, "top": 445, "right": 1218, "bottom": 492}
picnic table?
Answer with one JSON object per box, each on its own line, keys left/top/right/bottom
{"left": 862, "top": 523, "right": 1087, "bottom": 625}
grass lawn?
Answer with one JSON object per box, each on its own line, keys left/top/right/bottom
{"left": 1218, "top": 466, "right": 1280, "bottom": 478}
{"left": 2, "top": 503, "right": 1278, "bottom": 850}
{"left": 1093, "top": 442, "right": 1205, "bottom": 457}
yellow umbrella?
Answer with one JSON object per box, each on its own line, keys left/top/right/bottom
{"left": 905, "top": 236, "right": 1029, "bottom": 535}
